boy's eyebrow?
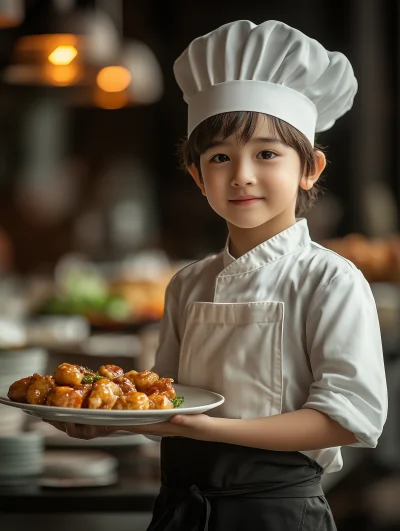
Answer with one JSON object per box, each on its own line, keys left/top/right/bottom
{"left": 204, "top": 136, "right": 285, "bottom": 151}
{"left": 251, "top": 136, "right": 285, "bottom": 145}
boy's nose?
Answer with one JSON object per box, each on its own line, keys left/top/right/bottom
{"left": 231, "top": 168, "right": 257, "bottom": 187}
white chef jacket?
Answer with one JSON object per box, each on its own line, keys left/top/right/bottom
{"left": 153, "top": 218, "right": 388, "bottom": 474}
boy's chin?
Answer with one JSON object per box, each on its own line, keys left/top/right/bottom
{"left": 227, "top": 217, "right": 272, "bottom": 230}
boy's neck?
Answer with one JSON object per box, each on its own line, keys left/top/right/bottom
{"left": 227, "top": 214, "right": 297, "bottom": 259}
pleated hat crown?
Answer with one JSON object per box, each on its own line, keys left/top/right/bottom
{"left": 173, "top": 20, "right": 358, "bottom": 144}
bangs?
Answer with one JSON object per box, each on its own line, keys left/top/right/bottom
{"left": 194, "top": 112, "right": 260, "bottom": 154}
{"left": 187, "top": 111, "right": 312, "bottom": 161}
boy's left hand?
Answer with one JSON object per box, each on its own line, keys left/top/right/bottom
{"left": 118, "top": 413, "right": 216, "bottom": 439}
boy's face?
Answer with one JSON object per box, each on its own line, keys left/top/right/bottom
{"left": 191, "top": 116, "right": 321, "bottom": 232}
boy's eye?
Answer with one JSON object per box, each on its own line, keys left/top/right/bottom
{"left": 257, "top": 150, "right": 276, "bottom": 160}
{"left": 210, "top": 154, "right": 229, "bottom": 163}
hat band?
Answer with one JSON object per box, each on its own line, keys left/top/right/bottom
{"left": 187, "top": 80, "right": 318, "bottom": 144}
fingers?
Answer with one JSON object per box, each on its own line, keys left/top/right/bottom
{"left": 42, "top": 420, "right": 112, "bottom": 440}
{"left": 65, "top": 423, "right": 112, "bottom": 440}
{"left": 42, "top": 418, "right": 185, "bottom": 438}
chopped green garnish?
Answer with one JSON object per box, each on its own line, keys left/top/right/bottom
{"left": 171, "top": 396, "right": 184, "bottom": 408}
{"left": 82, "top": 372, "right": 104, "bottom": 384}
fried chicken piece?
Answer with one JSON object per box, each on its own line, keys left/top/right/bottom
{"left": 53, "top": 363, "right": 87, "bottom": 387}
{"left": 126, "top": 370, "right": 159, "bottom": 393}
{"left": 113, "top": 376, "right": 136, "bottom": 393}
{"left": 98, "top": 364, "right": 124, "bottom": 380}
{"left": 112, "top": 391, "right": 150, "bottom": 410}
{"left": 76, "top": 383, "right": 95, "bottom": 408}
{"left": 147, "top": 393, "right": 174, "bottom": 410}
{"left": 75, "top": 383, "right": 93, "bottom": 398}
{"left": 7, "top": 376, "right": 33, "bottom": 403}
{"left": 146, "top": 378, "right": 176, "bottom": 400}
{"left": 124, "top": 370, "right": 138, "bottom": 385}
{"left": 26, "top": 373, "right": 56, "bottom": 405}
{"left": 46, "top": 384, "right": 91, "bottom": 408}
{"left": 87, "top": 378, "right": 122, "bottom": 410}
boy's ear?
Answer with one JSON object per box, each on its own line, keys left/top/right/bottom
{"left": 299, "top": 150, "right": 326, "bottom": 190}
{"left": 188, "top": 164, "right": 206, "bottom": 196}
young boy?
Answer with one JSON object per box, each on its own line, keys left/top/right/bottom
{"left": 50, "top": 20, "right": 388, "bottom": 530}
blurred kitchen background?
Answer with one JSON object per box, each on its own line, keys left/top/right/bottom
{"left": 0, "top": 0, "right": 399, "bottom": 530}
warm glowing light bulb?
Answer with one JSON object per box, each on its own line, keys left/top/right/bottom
{"left": 48, "top": 45, "right": 78, "bottom": 66}
{"left": 96, "top": 66, "right": 131, "bottom": 93}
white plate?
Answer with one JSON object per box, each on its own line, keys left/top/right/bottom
{"left": 38, "top": 472, "right": 118, "bottom": 488}
{"left": 0, "top": 384, "right": 224, "bottom": 426}
{"left": 43, "top": 450, "right": 117, "bottom": 477}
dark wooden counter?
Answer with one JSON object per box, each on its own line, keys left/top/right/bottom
{"left": 0, "top": 474, "right": 160, "bottom": 513}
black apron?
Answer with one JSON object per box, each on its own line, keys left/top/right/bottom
{"left": 147, "top": 437, "right": 337, "bottom": 531}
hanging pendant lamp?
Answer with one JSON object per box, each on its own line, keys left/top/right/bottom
{"left": 1, "top": 0, "right": 164, "bottom": 106}
{"left": 1, "top": 3, "right": 120, "bottom": 87}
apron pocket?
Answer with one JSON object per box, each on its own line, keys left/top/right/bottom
{"left": 178, "top": 301, "right": 284, "bottom": 419}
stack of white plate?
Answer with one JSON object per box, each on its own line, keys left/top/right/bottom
{"left": 0, "top": 433, "right": 44, "bottom": 486}
{"left": 0, "top": 347, "right": 48, "bottom": 436}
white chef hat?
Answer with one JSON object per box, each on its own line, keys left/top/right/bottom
{"left": 173, "top": 20, "right": 357, "bottom": 144}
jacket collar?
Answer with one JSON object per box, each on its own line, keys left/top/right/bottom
{"left": 221, "top": 218, "right": 311, "bottom": 276}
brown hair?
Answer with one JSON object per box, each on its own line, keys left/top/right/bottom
{"left": 178, "top": 111, "right": 325, "bottom": 217}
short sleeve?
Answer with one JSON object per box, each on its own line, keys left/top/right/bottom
{"left": 303, "top": 268, "right": 388, "bottom": 448}
{"left": 151, "top": 275, "right": 181, "bottom": 381}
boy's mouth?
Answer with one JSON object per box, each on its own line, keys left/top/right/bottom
{"left": 229, "top": 196, "right": 263, "bottom": 205}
